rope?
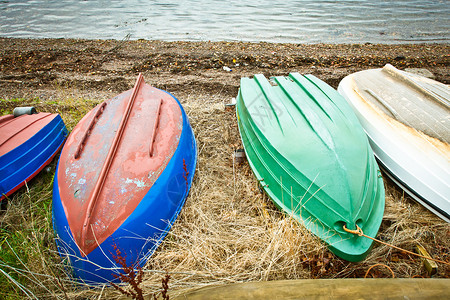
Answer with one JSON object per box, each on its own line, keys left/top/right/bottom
{"left": 364, "top": 263, "right": 395, "bottom": 278}
{"left": 343, "top": 225, "right": 450, "bottom": 266}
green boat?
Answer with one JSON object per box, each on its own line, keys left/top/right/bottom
{"left": 236, "top": 73, "right": 385, "bottom": 262}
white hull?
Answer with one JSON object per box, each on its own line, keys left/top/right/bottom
{"left": 338, "top": 64, "right": 449, "bottom": 222}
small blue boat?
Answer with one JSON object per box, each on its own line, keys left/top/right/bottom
{"left": 52, "top": 74, "right": 197, "bottom": 284}
{"left": 0, "top": 111, "right": 67, "bottom": 201}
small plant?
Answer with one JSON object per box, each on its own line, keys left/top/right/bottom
{"left": 109, "top": 243, "right": 144, "bottom": 300}
{"left": 151, "top": 273, "right": 171, "bottom": 300}
{"left": 108, "top": 244, "right": 172, "bottom": 300}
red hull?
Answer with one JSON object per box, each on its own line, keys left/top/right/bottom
{"left": 0, "top": 113, "right": 57, "bottom": 156}
{"left": 57, "top": 75, "right": 183, "bottom": 255}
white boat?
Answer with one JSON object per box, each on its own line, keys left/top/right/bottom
{"left": 338, "top": 64, "right": 449, "bottom": 222}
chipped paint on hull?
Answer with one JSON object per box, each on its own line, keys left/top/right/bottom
{"left": 52, "top": 74, "right": 197, "bottom": 284}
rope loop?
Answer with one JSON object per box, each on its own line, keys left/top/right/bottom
{"left": 342, "top": 224, "right": 363, "bottom": 236}
{"left": 342, "top": 224, "right": 450, "bottom": 266}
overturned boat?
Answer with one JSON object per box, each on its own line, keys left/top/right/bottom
{"left": 236, "top": 73, "right": 385, "bottom": 262}
{"left": 52, "top": 74, "right": 197, "bottom": 284}
{"left": 338, "top": 64, "right": 449, "bottom": 222}
{"left": 0, "top": 109, "right": 67, "bottom": 201}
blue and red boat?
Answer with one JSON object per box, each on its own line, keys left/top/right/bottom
{"left": 0, "top": 110, "right": 67, "bottom": 201}
{"left": 52, "top": 74, "right": 197, "bottom": 284}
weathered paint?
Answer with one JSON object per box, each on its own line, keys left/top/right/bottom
{"left": 236, "top": 73, "right": 385, "bottom": 262}
{"left": 0, "top": 112, "right": 67, "bottom": 200}
{"left": 53, "top": 74, "right": 197, "bottom": 284}
{"left": 338, "top": 64, "right": 450, "bottom": 222}
{"left": 57, "top": 74, "right": 182, "bottom": 255}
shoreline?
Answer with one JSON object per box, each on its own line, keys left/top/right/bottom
{"left": 0, "top": 38, "right": 448, "bottom": 103}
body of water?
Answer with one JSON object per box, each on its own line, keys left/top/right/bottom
{"left": 0, "top": 0, "right": 448, "bottom": 44}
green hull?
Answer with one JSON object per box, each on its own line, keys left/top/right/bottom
{"left": 236, "top": 73, "right": 385, "bottom": 261}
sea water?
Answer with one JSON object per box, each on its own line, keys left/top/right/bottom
{"left": 0, "top": 0, "right": 448, "bottom": 43}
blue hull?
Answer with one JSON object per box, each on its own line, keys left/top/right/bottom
{"left": 0, "top": 115, "right": 67, "bottom": 200}
{"left": 52, "top": 91, "right": 197, "bottom": 284}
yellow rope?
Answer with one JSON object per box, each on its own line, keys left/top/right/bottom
{"left": 343, "top": 225, "right": 450, "bottom": 266}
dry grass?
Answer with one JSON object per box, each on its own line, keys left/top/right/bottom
{"left": 106, "top": 92, "right": 449, "bottom": 298}
{"left": 0, "top": 88, "right": 449, "bottom": 299}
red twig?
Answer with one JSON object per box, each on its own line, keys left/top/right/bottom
{"left": 182, "top": 159, "right": 189, "bottom": 193}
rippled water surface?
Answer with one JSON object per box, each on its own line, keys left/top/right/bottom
{"left": 0, "top": 0, "right": 448, "bottom": 43}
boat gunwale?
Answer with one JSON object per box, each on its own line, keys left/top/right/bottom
{"left": 0, "top": 114, "right": 67, "bottom": 200}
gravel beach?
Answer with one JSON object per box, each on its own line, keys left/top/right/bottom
{"left": 0, "top": 38, "right": 448, "bottom": 102}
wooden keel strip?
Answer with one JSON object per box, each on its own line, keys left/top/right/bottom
{"left": 80, "top": 74, "right": 145, "bottom": 251}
